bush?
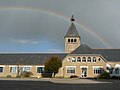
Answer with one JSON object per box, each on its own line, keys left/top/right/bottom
{"left": 98, "top": 71, "right": 110, "bottom": 79}
{"left": 110, "top": 76, "right": 120, "bottom": 79}
{"left": 70, "top": 75, "right": 78, "bottom": 78}
{"left": 41, "top": 73, "right": 52, "bottom": 78}
{"left": 7, "top": 75, "right": 11, "bottom": 78}
{"left": 16, "top": 75, "right": 21, "bottom": 78}
{"left": 20, "top": 71, "right": 33, "bottom": 77}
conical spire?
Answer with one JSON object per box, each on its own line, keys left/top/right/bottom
{"left": 64, "top": 15, "right": 80, "bottom": 38}
{"left": 70, "top": 15, "right": 75, "bottom": 22}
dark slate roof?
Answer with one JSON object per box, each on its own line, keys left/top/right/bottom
{"left": 64, "top": 23, "right": 80, "bottom": 38}
{"left": 0, "top": 53, "right": 67, "bottom": 65}
{"left": 72, "top": 44, "right": 120, "bottom": 62}
{"left": 72, "top": 44, "right": 93, "bottom": 54}
{"left": 93, "top": 49, "right": 120, "bottom": 62}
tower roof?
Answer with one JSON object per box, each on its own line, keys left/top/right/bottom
{"left": 70, "top": 15, "right": 75, "bottom": 21}
{"left": 65, "top": 15, "right": 80, "bottom": 38}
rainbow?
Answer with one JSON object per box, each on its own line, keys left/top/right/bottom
{"left": 0, "top": 6, "right": 111, "bottom": 48}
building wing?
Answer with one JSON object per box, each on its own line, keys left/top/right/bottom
{"left": 72, "top": 44, "right": 120, "bottom": 62}
{"left": 0, "top": 53, "right": 67, "bottom": 65}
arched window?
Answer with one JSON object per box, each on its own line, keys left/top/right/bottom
{"left": 74, "top": 39, "right": 77, "bottom": 42}
{"left": 93, "top": 57, "right": 96, "bottom": 62}
{"left": 68, "top": 39, "right": 70, "bottom": 42}
{"left": 71, "top": 39, "right": 73, "bottom": 42}
{"left": 98, "top": 58, "right": 101, "bottom": 61}
{"left": 77, "top": 57, "right": 81, "bottom": 62}
{"left": 87, "top": 57, "right": 91, "bottom": 62}
{"left": 72, "top": 57, "right": 76, "bottom": 62}
{"left": 82, "top": 57, "right": 86, "bottom": 62}
{"left": 67, "top": 58, "right": 71, "bottom": 62}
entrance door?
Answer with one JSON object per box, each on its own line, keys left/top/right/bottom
{"left": 81, "top": 68, "right": 87, "bottom": 77}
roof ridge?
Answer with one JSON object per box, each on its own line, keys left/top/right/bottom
{"left": 93, "top": 48, "right": 120, "bottom": 50}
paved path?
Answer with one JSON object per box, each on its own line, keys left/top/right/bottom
{"left": 0, "top": 78, "right": 111, "bottom": 84}
{"left": 49, "top": 78, "right": 111, "bottom": 84}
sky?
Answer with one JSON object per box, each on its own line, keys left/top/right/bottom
{"left": 0, "top": 0, "right": 120, "bottom": 53}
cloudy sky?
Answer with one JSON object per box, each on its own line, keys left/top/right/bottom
{"left": 0, "top": 0, "right": 120, "bottom": 53}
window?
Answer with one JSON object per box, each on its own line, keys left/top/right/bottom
{"left": 10, "top": 67, "right": 17, "bottom": 73}
{"left": 37, "top": 67, "right": 44, "bottom": 73}
{"left": 68, "top": 39, "right": 70, "bottom": 42}
{"left": 67, "top": 67, "right": 75, "bottom": 74}
{"left": 23, "top": 67, "right": 31, "bottom": 72}
{"left": 77, "top": 57, "right": 81, "bottom": 62}
{"left": 115, "top": 68, "right": 119, "bottom": 74}
{"left": 72, "top": 57, "right": 76, "bottom": 62}
{"left": 82, "top": 57, "right": 86, "bottom": 62}
{"left": 93, "top": 57, "right": 96, "bottom": 62}
{"left": 67, "top": 58, "right": 71, "bottom": 62}
{"left": 93, "top": 68, "right": 102, "bottom": 74}
{"left": 0, "top": 67, "right": 3, "bottom": 73}
{"left": 74, "top": 39, "right": 77, "bottom": 42}
{"left": 87, "top": 57, "right": 91, "bottom": 62}
{"left": 20, "top": 67, "right": 31, "bottom": 72}
{"left": 109, "top": 68, "right": 113, "bottom": 74}
{"left": 71, "top": 39, "right": 73, "bottom": 42}
{"left": 98, "top": 58, "right": 101, "bottom": 61}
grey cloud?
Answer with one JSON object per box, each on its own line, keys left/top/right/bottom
{"left": 0, "top": 0, "right": 120, "bottom": 51}
{"left": 11, "top": 39, "right": 39, "bottom": 44}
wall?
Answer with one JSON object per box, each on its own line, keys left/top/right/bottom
{"left": 65, "top": 37, "right": 80, "bottom": 53}
{"left": 62, "top": 54, "right": 107, "bottom": 78}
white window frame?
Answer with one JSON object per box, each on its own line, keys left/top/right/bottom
{"left": 10, "top": 67, "right": 17, "bottom": 73}
{"left": 0, "top": 67, "right": 4, "bottom": 73}
{"left": 67, "top": 58, "right": 71, "bottom": 62}
{"left": 36, "top": 66, "right": 45, "bottom": 73}
{"left": 92, "top": 66, "right": 103, "bottom": 74}
{"left": 115, "top": 64, "right": 120, "bottom": 68}
{"left": 93, "top": 57, "right": 97, "bottom": 62}
{"left": 77, "top": 57, "right": 81, "bottom": 62}
{"left": 66, "top": 66, "right": 76, "bottom": 74}
{"left": 80, "top": 66, "right": 88, "bottom": 68}
{"left": 72, "top": 57, "right": 76, "bottom": 62}
{"left": 87, "top": 57, "right": 91, "bottom": 62}
{"left": 82, "top": 57, "right": 86, "bottom": 62}
{"left": 0, "top": 65, "right": 5, "bottom": 67}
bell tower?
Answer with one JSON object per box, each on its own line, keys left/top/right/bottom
{"left": 64, "top": 15, "right": 81, "bottom": 53}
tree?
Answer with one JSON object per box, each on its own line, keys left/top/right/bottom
{"left": 16, "top": 59, "right": 23, "bottom": 78}
{"left": 44, "top": 56, "right": 62, "bottom": 77}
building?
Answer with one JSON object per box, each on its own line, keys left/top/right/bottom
{"left": 0, "top": 15, "right": 120, "bottom": 78}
